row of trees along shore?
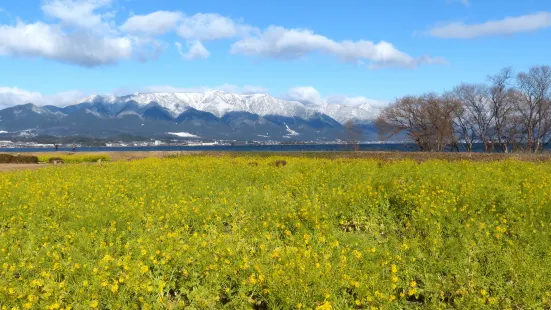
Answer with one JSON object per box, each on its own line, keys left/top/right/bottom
{"left": 376, "top": 65, "right": 551, "bottom": 153}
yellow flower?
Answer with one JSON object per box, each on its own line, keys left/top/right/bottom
{"left": 90, "top": 300, "right": 99, "bottom": 308}
{"left": 140, "top": 265, "right": 149, "bottom": 274}
{"left": 316, "top": 301, "right": 332, "bottom": 310}
{"left": 352, "top": 250, "right": 362, "bottom": 259}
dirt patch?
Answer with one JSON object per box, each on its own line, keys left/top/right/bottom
{"left": 0, "top": 164, "right": 47, "bottom": 172}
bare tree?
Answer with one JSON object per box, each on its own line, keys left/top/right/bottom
{"left": 488, "top": 67, "right": 515, "bottom": 153}
{"left": 376, "top": 95, "right": 432, "bottom": 151}
{"left": 345, "top": 120, "right": 362, "bottom": 152}
{"left": 376, "top": 93, "right": 460, "bottom": 152}
{"left": 375, "top": 64, "right": 551, "bottom": 153}
{"left": 423, "top": 93, "right": 461, "bottom": 152}
{"left": 452, "top": 83, "right": 493, "bottom": 151}
{"left": 516, "top": 65, "right": 551, "bottom": 152}
{"left": 445, "top": 91, "right": 476, "bottom": 152}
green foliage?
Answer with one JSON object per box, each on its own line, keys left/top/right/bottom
{"left": 37, "top": 154, "right": 110, "bottom": 164}
{"left": 1, "top": 157, "right": 550, "bottom": 309}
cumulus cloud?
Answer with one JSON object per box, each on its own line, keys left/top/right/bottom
{"left": 175, "top": 40, "right": 210, "bottom": 60}
{"left": 176, "top": 13, "right": 255, "bottom": 41}
{"left": 326, "top": 94, "right": 388, "bottom": 108}
{"left": 285, "top": 86, "right": 323, "bottom": 105}
{"left": 0, "top": 0, "right": 162, "bottom": 66}
{"left": 284, "top": 86, "right": 387, "bottom": 107}
{"left": 428, "top": 12, "right": 551, "bottom": 38}
{"left": 0, "top": 87, "right": 87, "bottom": 109}
{"left": 120, "top": 11, "right": 253, "bottom": 40}
{"left": 41, "top": 0, "right": 114, "bottom": 34}
{"left": 120, "top": 11, "right": 183, "bottom": 35}
{"left": 231, "top": 26, "right": 446, "bottom": 68}
{"left": 0, "top": 22, "right": 133, "bottom": 66}
{"left": 120, "top": 11, "right": 438, "bottom": 68}
{"left": 0, "top": 2, "right": 442, "bottom": 67}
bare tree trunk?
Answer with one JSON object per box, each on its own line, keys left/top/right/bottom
{"left": 502, "top": 143, "right": 509, "bottom": 153}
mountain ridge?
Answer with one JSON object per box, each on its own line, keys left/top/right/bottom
{"left": 0, "top": 91, "right": 381, "bottom": 141}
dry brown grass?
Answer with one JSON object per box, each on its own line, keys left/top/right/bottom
{"left": 0, "top": 164, "right": 46, "bottom": 172}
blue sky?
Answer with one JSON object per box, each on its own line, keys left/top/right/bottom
{"left": 0, "top": 0, "right": 550, "bottom": 108}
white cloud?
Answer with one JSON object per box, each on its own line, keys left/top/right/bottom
{"left": 231, "top": 26, "right": 446, "bottom": 68}
{"left": 0, "top": 21, "right": 133, "bottom": 66}
{"left": 120, "top": 11, "right": 183, "bottom": 35}
{"left": 326, "top": 94, "right": 388, "bottom": 108}
{"left": 41, "top": 0, "right": 115, "bottom": 34}
{"left": 120, "top": 11, "right": 441, "bottom": 68}
{"left": 0, "top": 0, "right": 165, "bottom": 66}
{"left": 428, "top": 12, "right": 551, "bottom": 38}
{"left": 283, "top": 86, "right": 386, "bottom": 123}
{"left": 175, "top": 40, "right": 210, "bottom": 60}
{"left": 132, "top": 36, "right": 166, "bottom": 61}
{"left": 1, "top": 3, "right": 442, "bottom": 67}
{"left": 284, "top": 86, "right": 387, "bottom": 107}
{"left": 176, "top": 13, "right": 255, "bottom": 41}
{"left": 120, "top": 11, "right": 255, "bottom": 41}
{"left": 0, "top": 87, "right": 87, "bottom": 109}
{"left": 285, "top": 86, "right": 323, "bottom": 105}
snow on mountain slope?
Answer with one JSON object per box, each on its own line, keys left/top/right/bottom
{"left": 168, "top": 132, "right": 200, "bottom": 138}
{"left": 285, "top": 124, "right": 299, "bottom": 136}
{"left": 75, "top": 91, "right": 380, "bottom": 124}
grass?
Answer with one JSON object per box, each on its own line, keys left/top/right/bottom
{"left": 1, "top": 156, "right": 551, "bottom": 309}
{"left": 36, "top": 153, "right": 110, "bottom": 164}
{"left": 16, "top": 150, "right": 551, "bottom": 164}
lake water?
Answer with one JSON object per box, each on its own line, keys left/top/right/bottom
{"left": 0, "top": 143, "right": 520, "bottom": 153}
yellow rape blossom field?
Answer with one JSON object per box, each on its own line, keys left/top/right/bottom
{"left": 1, "top": 156, "right": 551, "bottom": 309}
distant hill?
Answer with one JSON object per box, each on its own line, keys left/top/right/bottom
{"left": 0, "top": 91, "right": 382, "bottom": 141}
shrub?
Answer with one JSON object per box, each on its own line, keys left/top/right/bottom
{"left": 48, "top": 157, "right": 64, "bottom": 164}
{"left": 271, "top": 159, "right": 287, "bottom": 167}
{"left": 0, "top": 153, "right": 39, "bottom": 164}
{"left": 38, "top": 153, "right": 110, "bottom": 164}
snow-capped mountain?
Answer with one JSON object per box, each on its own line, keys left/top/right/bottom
{"left": 74, "top": 91, "right": 378, "bottom": 123}
{"left": 0, "top": 91, "right": 380, "bottom": 141}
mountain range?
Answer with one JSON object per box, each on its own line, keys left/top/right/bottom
{"left": 0, "top": 91, "right": 381, "bottom": 141}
